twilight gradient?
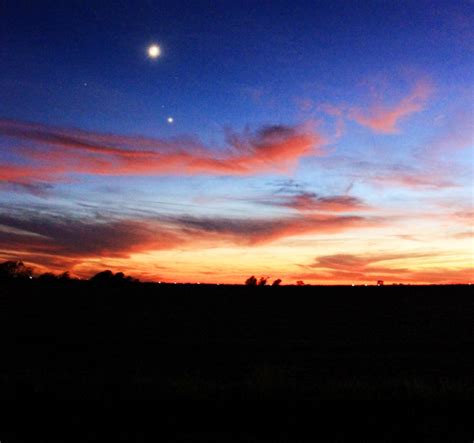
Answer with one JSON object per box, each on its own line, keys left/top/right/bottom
{"left": 1, "top": 1, "right": 472, "bottom": 284}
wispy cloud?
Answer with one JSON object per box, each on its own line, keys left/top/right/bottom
{"left": 0, "top": 181, "right": 54, "bottom": 197}
{"left": 296, "top": 252, "right": 472, "bottom": 284}
{"left": 0, "top": 208, "right": 381, "bottom": 267}
{"left": 0, "top": 212, "right": 183, "bottom": 258}
{"left": 171, "top": 212, "right": 380, "bottom": 245}
{"left": 275, "top": 192, "right": 368, "bottom": 212}
{"left": 325, "top": 157, "right": 459, "bottom": 190}
{"left": 453, "top": 231, "right": 473, "bottom": 239}
{"left": 0, "top": 119, "right": 325, "bottom": 184}
{"left": 310, "top": 252, "right": 427, "bottom": 272}
{"left": 368, "top": 166, "right": 458, "bottom": 189}
{"left": 427, "top": 109, "right": 473, "bottom": 153}
{"left": 350, "top": 80, "right": 433, "bottom": 133}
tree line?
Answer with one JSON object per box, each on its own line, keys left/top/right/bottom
{"left": 0, "top": 260, "right": 138, "bottom": 284}
{"left": 0, "top": 260, "right": 303, "bottom": 286}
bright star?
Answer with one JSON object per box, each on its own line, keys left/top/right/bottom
{"left": 147, "top": 44, "right": 161, "bottom": 59}
{"left": 167, "top": 117, "right": 174, "bottom": 124}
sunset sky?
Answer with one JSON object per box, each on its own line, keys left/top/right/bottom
{"left": 1, "top": 1, "right": 472, "bottom": 284}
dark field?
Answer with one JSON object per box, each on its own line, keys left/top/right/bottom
{"left": 1, "top": 281, "right": 473, "bottom": 442}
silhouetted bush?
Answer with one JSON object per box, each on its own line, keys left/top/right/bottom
{"left": 37, "top": 272, "right": 58, "bottom": 282}
{"left": 0, "top": 260, "right": 33, "bottom": 281}
{"left": 90, "top": 270, "right": 139, "bottom": 285}
{"left": 245, "top": 275, "right": 257, "bottom": 286}
{"left": 90, "top": 270, "right": 115, "bottom": 282}
{"left": 272, "top": 279, "right": 282, "bottom": 286}
{"left": 58, "top": 271, "right": 72, "bottom": 281}
{"left": 245, "top": 275, "right": 271, "bottom": 286}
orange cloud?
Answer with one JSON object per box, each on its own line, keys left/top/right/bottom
{"left": 296, "top": 252, "right": 473, "bottom": 284}
{"left": 0, "top": 209, "right": 381, "bottom": 274}
{"left": 453, "top": 231, "right": 473, "bottom": 239}
{"left": 0, "top": 119, "right": 325, "bottom": 184}
{"left": 350, "top": 80, "right": 433, "bottom": 133}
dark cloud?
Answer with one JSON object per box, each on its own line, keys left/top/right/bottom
{"left": 0, "top": 181, "right": 54, "bottom": 197}
{"left": 0, "top": 207, "right": 381, "bottom": 266}
{"left": 171, "top": 212, "right": 380, "bottom": 245}
{"left": 0, "top": 212, "right": 183, "bottom": 258}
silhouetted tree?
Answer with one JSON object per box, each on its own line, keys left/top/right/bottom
{"left": 114, "top": 272, "right": 125, "bottom": 281}
{"left": 245, "top": 275, "right": 257, "bottom": 286}
{"left": 90, "top": 270, "right": 114, "bottom": 283}
{"left": 90, "top": 270, "right": 139, "bottom": 284}
{"left": 272, "top": 279, "right": 282, "bottom": 286}
{"left": 0, "top": 260, "right": 33, "bottom": 281}
{"left": 296, "top": 280, "right": 305, "bottom": 286}
{"left": 58, "top": 271, "right": 72, "bottom": 281}
{"left": 38, "top": 272, "right": 58, "bottom": 282}
{"left": 258, "top": 276, "right": 268, "bottom": 286}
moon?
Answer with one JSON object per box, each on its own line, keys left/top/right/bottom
{"left": 167, "top": 117, "right": 174, "bottom": 124}
{"left": 147, "top": 44, "right": 161, "bottom": 59}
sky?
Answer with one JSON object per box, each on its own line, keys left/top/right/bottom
{"left": 0, "top": 0, "right": 473, "bottom": 284}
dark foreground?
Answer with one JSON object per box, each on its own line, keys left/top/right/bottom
{"left": 1, "top": 281, "right": 473, "bottom": 442}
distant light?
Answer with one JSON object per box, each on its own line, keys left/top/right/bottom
{"left": 167, "top": 117, "right": 174, "bottom": 124}
{"left": 29, "top": 276, "right": 33, "bottom": 279}
{"left": 148, "top": 44, "right": 161, "bottom": 58}
{"left": 351, "top": 283, "right": 355, "bottom": 287}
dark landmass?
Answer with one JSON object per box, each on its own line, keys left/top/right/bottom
{"left": 1, "top": 281, "right": 473, "bottom": 442}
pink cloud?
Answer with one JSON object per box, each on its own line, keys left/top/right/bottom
{"left": 293, "top": 194, "right": 366, "bottom": 212}
{"left": 275, "top": 192, "right": 368, "bottom": 212}
{"left": 370, "top": 170, "right": 457, "bottom": 189}
{"left": 350, "top": 80, "right": 433, "bottom": 133}
{"left": 318, "top": 103, "right": 344, "bottom": 117}
{"left": 0, "top": 119, "right": 325, "bottom": 183}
